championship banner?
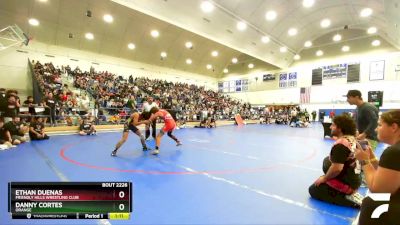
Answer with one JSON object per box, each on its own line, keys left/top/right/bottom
{"left": 235, "top": 80, "right": 242, "bottom": 92}
{"left": 218, "top": 82, "right": 223, "bottom": 93}
{"left": 223, "top": 81, "right": 229, "bottom": 93}
{"left": 322, "top": 64, "right": 347, "bottom": 79}
{"left": 263, "top": 74, "right": 275, "bottom": 81}
{"left": 288, "top": 72, "right": 297, "bottom": 87}
{"left": 279, "top": 73, "right": 288, "bottom": 88}
{"left": 242, "top": 79, "right": 249, "bottom": 91}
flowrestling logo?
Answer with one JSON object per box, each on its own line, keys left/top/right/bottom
{"left": 368, "top": 193, "right": 391, "bottom": 219}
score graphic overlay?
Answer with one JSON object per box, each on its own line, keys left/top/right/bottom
{"left": 9, "top": 182, "right": 132, "bottom": 220}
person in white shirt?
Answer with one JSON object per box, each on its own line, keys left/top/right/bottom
{"left": 142, "top": 96, "right": 158, "bottom": 140}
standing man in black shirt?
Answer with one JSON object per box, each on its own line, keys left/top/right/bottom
{"left": 345, "top": 90, "right": 379, "bottom": 150}
{"left": 44, "top": 92, "right": 57, "bottom": 126}
{"left": 355, "top": 110, "right": 400, "bottom": 225}
{"left": 309, "top": 114, "right": 362, "bottom": 207}
{"left": 29, "top": 117, "right": 49, "bottom": 140}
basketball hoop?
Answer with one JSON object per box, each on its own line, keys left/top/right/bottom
{"left": 0, "top": 24, "right": 29, "bottom": 51}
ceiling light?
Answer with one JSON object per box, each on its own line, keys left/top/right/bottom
{"left": 280, "top": 46, "right": 287, "bottom": 53}
{"left": 261, "top": 36, "right": 270, "bottom": 43}
{"left": 288, "top": 28, "right": 298, "bottom": 36}
{"left": 200, "top": 1, "right": 214, "bottom": 13}
{"left": 223, "top": 68, "right": 229, "bottom": 73}
{"left": 206, "top": 64, "right": 212, "bottom": 70}
{"left": 360, "top": 8, "right": 373, "bottom": 17}
{"left": 232, "top": 58, "right": 238, "bottom": 63}
{"left": 320, "top": 19, "right": 331, "bottom": 28}
{"left": 103, "top": 14, "right": 113, "bottom": 23}
{"left": 248, "top": 63, "right": 254, "bottom": 69}
{"left": 294, "top": 54, "right": 301, "bottom": 60}
{"left": 302, "top": 0, "right": 315, "bottom": 8}
{"left": 341, "top": 45, "right": 350, "bottom": 52}
{"left": 371, "top": 40, "right": 381, "bottom": 46}
{"left": 186, "top": 59, "right": 192, "bottom": 64}
{"left": 151, "top": 30, "right": 159, "bottom": 38}
{"left": 316, "top": 50, "right": 323, "bottom": 56}
{"left": 236, "top": 21, "right": 247, "bottom": 31}
{"left": 28, "top": 18, "right": 39, "bottom": 26}
{"left": 304, "top": 41, "right": 312, "bottom": 47}
{"left": 160, "top": 52, "right": 167, "bottom": 58}
{"left": 211, "top": 51, "right": 218, "bottom": 57}
{"left": 38, "top": 0, "right": 48, "bottom": 2}
{"left": 85, "top": 33, "right": 94, "bottom": 40}
{"left": 185, "top": 42, "right": 193, "bottom": 49}
{"left": 333, "top": 34, "right": 342, "bottom": 42}
{"left": 127, "top": 43, "right": 135, "bottom": 49}
{"left": 367, "top": 27, "right": 377, "bottom": 34}
{"left": 265, "top": 10, "right": 277, "bottom": 21}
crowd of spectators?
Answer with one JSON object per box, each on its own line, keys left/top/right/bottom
{"left": 64, "top": 62, "right": 255, "bottom": 123}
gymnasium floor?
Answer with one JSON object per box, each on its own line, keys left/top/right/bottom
{"left": 1, "top": 123, "right": 384, "bottom": 225}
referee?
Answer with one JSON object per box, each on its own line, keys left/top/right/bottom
{"left": 142, "top": 96, "right": 158, "bottom": 140}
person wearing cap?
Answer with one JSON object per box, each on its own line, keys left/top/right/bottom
{"left": 345, "top": 90, "right": 379, "bottom": 151}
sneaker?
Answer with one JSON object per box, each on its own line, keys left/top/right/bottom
{"left": 151, "top": 149, "right": 160, "bottom": 155}
{"left": 345, "top": 192, "right": 363, "bottom": 208}
{"left": 176, "top": 142, "right": 182, "bottom": 146}
{"left": 111, "top": 150, "right": 117, "bottom": 157}
{"left": 143, "top": 147, "right": 150, "bottom": 151}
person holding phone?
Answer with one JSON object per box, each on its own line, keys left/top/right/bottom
{"left": 355, "top": 110, "right": 400, "bottom": 225}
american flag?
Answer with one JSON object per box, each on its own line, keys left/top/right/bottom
{"left": 300, "top": 87, "right": 311, "bottom": 104}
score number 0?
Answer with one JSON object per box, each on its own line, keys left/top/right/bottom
{"left": 118, "top": 191, "right": 125, "bottom": 211}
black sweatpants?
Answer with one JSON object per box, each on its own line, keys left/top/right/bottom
{"left": 309, "top": 183, "right": 359, "bottom": 208}
{"left": 29, "top": 133, "right": 50, "bottom": 140}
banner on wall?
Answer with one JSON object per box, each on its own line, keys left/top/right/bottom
{"left": 322, "top": 64, "right": 347, "bottom": 79}
{"left": 263, "top": 74, "right": 275, "bottom": 81}
{"left": 288, "top": 72, "right": 297, "bottom": 87}
{"left": 218, "top": 79, "right": 249, "bottom": 93}
{"left": 218, "top": 82, "right": 223, "bottom": 93}
{"left": 279, "top": 73, "right": 288, "bottom": 88}
{"left": 223, "top": 81, "right": 229, "bottom": 93}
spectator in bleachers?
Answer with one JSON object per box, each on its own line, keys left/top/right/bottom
{"left": 66, "top": 110, "right": 80, "bottom": 126}
{"left": 126, "top": 95, "right": 136, "bottom": 110}
{"left": 23, "top": 96, "right": 36, "bottom": 116}
{"left": 0, "top": 118, "right": 13, "bottom": 148}
{"left": 3, "top": 116, "right": 27, "bottom": 145}
{"left": 0, "top": 88, "right": 6, "bottom": 116}
{"left": 29, "top": 117, "right": 49, "bottom": 140}
{"left": 3, "top": 94, "right": 20, "bottom": 123}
